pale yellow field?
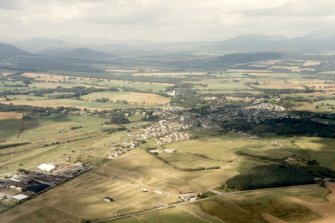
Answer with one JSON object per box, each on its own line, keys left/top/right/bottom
{"left": 289, "top": 183, "right": 335, "bottom": 223}
{"left": 227, "top": 69, "right": 273, "bottom": 73}
{"left": 256, "top": 79, "right": 335, "bottom": 91}
{"left": 0, "top": 112, "right": 23, "bottom": 120}
{"left": 0, "top": 148, "right": 233, "bottom": 222}
{"left": 188, "top": 184, "right": 329, "bottom": 223}
{"left": 132, "top": 72, "right": 207, "bottom": 77}
{"left": 304, "top": 60, "right": 321, "bottom": 67}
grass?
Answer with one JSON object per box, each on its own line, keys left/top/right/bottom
{"left": 0, "top": 114, "right": 109, "bottom": 174}
{"left": 106, "top": 208, "right": 212, "bottom": 223}
{"left": 0, "top": 147, "right": 235, "bottom": 222}
{"left": 1, "top": 98, "right": 167, "bottom": 111}
{"left": 190, "top": 79, "right": 252, "bottom": 91}
{"left": 81, "top": 92, "right": 170, "bottom": 105}
{"left": 189, "top": 184, "right": 328, "bottom": 223}
{"left": 288, "top": 137, "right": 335, "bottom": 170}
{"left": 0, "top": 119, "right": 22, "bottom": 142}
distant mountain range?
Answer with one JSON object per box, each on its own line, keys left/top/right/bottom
{"left": 44, "top": 48, "right": 113, "bottom": 61}
{"left": 1, "top": 32, "right": 335, "bottom": 72}
{"left": 4, "top": 32, "right": 335, "bottom": 56}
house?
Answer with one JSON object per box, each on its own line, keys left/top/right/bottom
{"left": 164, "top": 149, "right": 175, "bottom": 153}
{"left": 0, "top": 193, "right": 7, "bottom": 200}
{"left": 12, "top": 194, "right": 28, "bottom": 202}
{"left": 38, "top": 163, "right": 56, "bottom": 172}
{"left": 104, "top": 196, "right": 114, "bottom": 202}
{"left": 178, "top": 193, "right": 197, "bottom": 202}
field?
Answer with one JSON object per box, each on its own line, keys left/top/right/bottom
{"left": 0, "top": 98, "right": 167, "bottom": 111}
{"left": 187, "top": 184, "right": 331, "bottom": 223}
{"left": 1, "top": 67, "right": 335, "bottom": 223}
{"left": 105, "top": 208, "right": 215, "bottom": 223}
{"left": 0, "top": 148, "right": 234, "bottom": 222}
{"left": 81, "top": 92, "right": 170, "bottom": 105}
{"left": 161, "top": 133, "right": 296, "bottom": 172}
{"left": 0, "top": 112, "right": 23, "bottom": 120}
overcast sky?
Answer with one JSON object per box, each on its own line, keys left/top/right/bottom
{"left": 1, "top": 0, "right": 335, "bottom": 42}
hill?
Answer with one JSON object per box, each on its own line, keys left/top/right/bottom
{"left": 0, "top": 43, "right": 29, "bottom": 60}
{"left": 51, "top": 48, "right": 112, "bottom": 60}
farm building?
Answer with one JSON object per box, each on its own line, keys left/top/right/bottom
{"left": 0, "top": 193, "right": 7, "bottom": 200}
{"left": 38, "top": 163, "right": 56, "bottom": 172}
{"left": 12, "top": 194, "right": 28, "bottom": 202}
{"left": 104, "top": 196, "right": 114, "bottom": 202}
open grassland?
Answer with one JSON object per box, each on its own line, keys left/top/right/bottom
{"left": 289, "top": 137, "right": 335, "bottom": 170}
{"left": 290, "top": 183, "right": 335, "bottom": 223}
{"left": 0, "top": 148, "right": 235, "bottom": 222}
{"left": 0, "top": 112, "right": 24, "bottom": 142}
{"left": 162, "top": 133, "right": 295, "bottom": 172}
{"left": 188, "top": 184, "right": 329, "bottom": 223}
{"left": 0, "top": 115, "right": 112, "bottom": 175}
{"left": 94, "top": 80, "right": 171, "bottom": 92}
{"left": 23, "top": 72, "right": 92, "bottom": 82}
{"left": 23, "top": 72, "right": 171, "bottom": 92}
{"left": 189, "top": 78, "right": 253, "bottom": 92}
{"left": 106, "top": 207, "right": 215, "bottom": 223}
{"left": 29, "top": 81, "right": 106, "bottom": 89}
{"left": 81, "top": 92, "right": 170, "bottom": 105}
{"left": 0, "top": 119, "right": 22, "bottom": 142}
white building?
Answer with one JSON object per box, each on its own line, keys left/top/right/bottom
{"left": 38, "top": 163, "right": 56, "bottom": 172}
{"left": 12, "top": 194, "right": 28, "bottom": 202}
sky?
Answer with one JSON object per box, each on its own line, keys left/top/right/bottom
{"left": 1, "top": 0, "right": 335, "bottom": 42}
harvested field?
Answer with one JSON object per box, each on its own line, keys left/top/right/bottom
{"left": 0, "top": 112, "right": 23, "bottom": 120}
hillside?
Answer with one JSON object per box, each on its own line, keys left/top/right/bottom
{"left": 0, "top": 43, "right": 29, "bottom": 60}
{"left": 51, "top": 48, "right": 112, "bottom": 60}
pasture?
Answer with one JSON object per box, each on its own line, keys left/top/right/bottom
{"left": 0, "top": 98, "right": 164, "bottom": 111}
{"left": 188, "top": 184, "right": 329, "bottom": 223}
{"left": 0, "top": 147, "right": 235, "bottom": 222}
{"left": 81, "top": 92, "right": 170, "bottom": 105}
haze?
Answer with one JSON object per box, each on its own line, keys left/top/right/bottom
{"left": 1, "top": 0, "right": 335, "bottom": 42}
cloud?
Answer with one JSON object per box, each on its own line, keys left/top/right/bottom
{"left": 0, "top": 0, "right": 335, "bottom": 41}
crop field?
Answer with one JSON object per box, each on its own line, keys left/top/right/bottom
{"left": 0, "top": 98, "right": 165, "bottom": 111}
{"left": 0, "top": 112, "right": 22, "bottom": 120}
{"left": 81, "top": 92, "right": 170, "bottom": 105}
{"left": 255, "top": 78, "right": 335, "bottom": 91}
{"left": 132, "top": 72, "right": 207, "bottom": 77}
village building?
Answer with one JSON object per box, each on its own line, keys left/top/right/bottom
{"left": 104, "top": 196, "right": 114, "bottom": 202}
{"left": 12, "top": 194, "right": 28, "bottom": 202}
{"left": 38, "top": 163, "right": 56, "bottom": 172}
